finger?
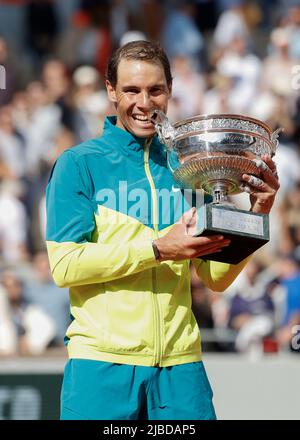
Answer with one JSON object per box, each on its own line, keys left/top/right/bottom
{"left": 178, "top": 207, "right": 197, "bottom": 226}
{"left": 178, "top": 208, "right": 198, "bottom": 235}
{"left": 187, "top": 235, "right": 230, "bottom": 246}
{"left": 242, "top": 174, "right": 279, "bottom": 193}
{"left": 185, "top": 207, "right": 198, "bottom": 235}
{"left": 189, "top": 240, "right": 231, "bottom": 256}
{"left": 261, "top": 155, "right": 279, "bottom": 182}
{"left": 185, "top": 207, "right": 197, "bottom": 225}
{"left": 239, "top": 183, "right": 253, "bottom": 194}
{"left": 242, "top": 175, "right": 265, "bottom": 191}
{"left": 252, "top": 158, "right": 279, "bottom": 189}
{"left": 261, "top": 155, "right": 277, "bottom": 174}
{"left": 194, "top": 242, "right": 231, "bottom": 258}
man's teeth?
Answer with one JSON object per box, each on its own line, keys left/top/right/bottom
{"left": 134, "top": 115, "right": 149, "bottom": 121}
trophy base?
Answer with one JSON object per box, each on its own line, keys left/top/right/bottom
{"left": 194, "top": 204, "right": 269, "bottom": 264}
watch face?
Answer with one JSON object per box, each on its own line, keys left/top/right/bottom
{"left": 152, "top": 241, "right": 161, "bottom": 261}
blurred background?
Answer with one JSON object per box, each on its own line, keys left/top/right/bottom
{"left": 0, "top": 0, "right": 300, "bottom": 420}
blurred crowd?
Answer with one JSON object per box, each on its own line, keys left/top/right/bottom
{"left": 0, "top": 0, "right": 300, "bottom": 357}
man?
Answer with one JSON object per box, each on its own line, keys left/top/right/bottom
{"left": 46, "top": 40, "right": 279, "bottom": 420}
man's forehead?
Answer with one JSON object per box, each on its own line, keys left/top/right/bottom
{"left": 117, "top": 58, "right": 167, "bottom": 82}
{"left": 118, "top": 57, "right": 164, "bottom": 69}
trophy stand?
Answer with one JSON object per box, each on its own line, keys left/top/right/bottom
{"left": 194, "top": 196, "right": 268, "bottom": 266}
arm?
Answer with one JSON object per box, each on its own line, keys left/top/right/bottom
{"left": 191, "top": 256, "right": 251, "bottom": 292}
{"left": 46, "top": 240, "right": 157, "bottom": 288}
{"left": 46, "top": 151, "right": 158, "bottom": 288}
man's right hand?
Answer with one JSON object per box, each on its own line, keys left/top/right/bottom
{"left": 154, "top": 208, "right": 231, "bottom": 262}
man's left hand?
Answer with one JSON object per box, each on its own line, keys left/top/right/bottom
{"left": 240, "top": 155, "right": 280, "bottom": 214}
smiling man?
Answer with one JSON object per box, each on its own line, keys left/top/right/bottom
{"left": 45, "top": 41, "right": 279, "bottom": 420}
{"left": 106, "top": 56, "right": 171, "bottom": 137}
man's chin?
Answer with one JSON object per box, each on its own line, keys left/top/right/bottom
{"left": 131, "top": 126, "right": 156, "bottom": 138}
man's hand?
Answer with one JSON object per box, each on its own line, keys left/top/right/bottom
{"left": 240, "top": 155, "right": 280, "bottom": 214}
{"left": 154, "top": 208, "right": 230, "bottom": 262}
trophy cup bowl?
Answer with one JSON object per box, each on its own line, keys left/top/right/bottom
{"left": 152, "top": 111, "right": 281, "bottom": 264}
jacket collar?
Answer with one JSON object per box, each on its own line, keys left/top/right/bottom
{"left": 101, "top": 116, "right": 166, "bottom": 161}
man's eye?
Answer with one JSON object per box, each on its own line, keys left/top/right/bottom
{"left": 125, "top": 89, "right": 139, "bottom": 94}
{"left": 151, "top": 88, "right": 163, "bottom": 95}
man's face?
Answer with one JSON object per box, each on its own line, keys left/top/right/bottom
{"left": 106, "top": 59, "right": 171, "bottom": 138}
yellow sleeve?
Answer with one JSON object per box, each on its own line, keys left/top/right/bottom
{"left": 46, "top": 150, "right": 158, "bottom": 288}
{"left": 191, "top": 256, "right": 252, "bottom": 292}
{"left": 46, "top": 240, "right": 158, "bottom": 288}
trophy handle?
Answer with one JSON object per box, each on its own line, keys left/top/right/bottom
{"left": 151, "top": 110, "right": 176, "bottom": 150}
{"left": 270, "top": 127, "right": 283, "bottom": 156}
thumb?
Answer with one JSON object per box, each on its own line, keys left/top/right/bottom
{"left": 179, "top": 207, "right": 197, "bottom": 235}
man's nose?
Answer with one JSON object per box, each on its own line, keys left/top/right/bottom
{"left": 136, "top": 91, "right": 152, "bottom": 108}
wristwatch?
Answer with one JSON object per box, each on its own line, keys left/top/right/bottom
{"left": 152, "top": 240, "right": 161, "bottom": 262}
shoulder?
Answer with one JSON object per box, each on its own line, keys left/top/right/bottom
{"left": 61, "top": 136, "right": 109, "bottom": 161}
{"left": 52, "top": 135, "right": 111, "bottom": 175}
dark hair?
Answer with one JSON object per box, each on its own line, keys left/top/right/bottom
{"left": 106, "top": 40, "right": 172, "bottom": 88}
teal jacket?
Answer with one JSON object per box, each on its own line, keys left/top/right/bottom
{"left": 46, "top": 116, "right": 249, "bottom": 366}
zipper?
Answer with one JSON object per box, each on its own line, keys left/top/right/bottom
{"left": 143, "top": 138, "right": 162, "bottom": 367}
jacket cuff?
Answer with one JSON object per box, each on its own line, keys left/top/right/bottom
{"left": 132, "top": 240, "right": 160, "bottom": 270}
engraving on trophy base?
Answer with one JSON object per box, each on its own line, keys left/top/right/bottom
{"left": 194, "top": 204, "right": 269, "bottom": 264}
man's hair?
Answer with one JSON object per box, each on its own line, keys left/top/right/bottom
{"left": 106, "top": 40, "right": 172, "bottom": 88}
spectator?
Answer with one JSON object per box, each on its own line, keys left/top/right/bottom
{"left": 77, "top": 1, "right": 112, "bottom": 78}
{"left": 213, "top": 0, "right": 250, "bottom": 49}
{"left": 13, "top": 81, "right": 62, "bottom": 254}
{"left": 1, "top": 270, "right": 55, "bottom": 355}
{"left": 0, "top": 37, "right": 16, "bottom": 107}
{"left": 260, "top": 28, "right": 294, "bottom": 98}
{"left": 119, "top": 30, "right": 147, "bottom": 48}
{"left": 21, "top": 81, "right": 62, "bottom": 179}
{"left": 285, "top": 4, "right": 300, "bottom": 60}
{"left": 24, "top": 251, "right": 70, "bottom": 346}
{"left": 275, "top": 181, "right": 300, "bottom": 256}
{"left": 169, "top": 54, "right": 205, "bottom": 120}
{"left": 202, "top": 71, "right": 234, "bottom": 114}
{"left": 227, "top": 260, "right": 275, "bottom": 354}
{"left": 25, "top": 0, "right": 59, "bottom": 64}
{"left": 161, "top": 0, "right": 204, "bottom": 71}
{"left": 110, "top": 0, "right": 130, "bottom": 47}
{"left": 273, "top": 143, "right": 300, "bottom": 199}
{"left": 0, "top": 179, "right": 28, "bottom": 263}
{"left": 276, "top": 255, "right": 300, "bottom": 353}
{"left": 0, "top": 283, "right": 17, "bottom": 356}
{"left": 42, "top": 59, "right": 74, "bottom": 131}
{"left": 216, "top": 35, "right": 262, "bottom": 113}
{"left": 0, "top": 104, "right": 25, "bottom": 180}
{"left": 72, "top": 65, "right": 110, "bottom": 142}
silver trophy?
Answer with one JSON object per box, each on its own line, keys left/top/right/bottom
{"left": 152, "top": 110, "right": 281, "bottom": 264}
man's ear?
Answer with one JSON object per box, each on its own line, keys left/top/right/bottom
{"left": 106, "top": 80, "right": 117, "bottom": 103}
